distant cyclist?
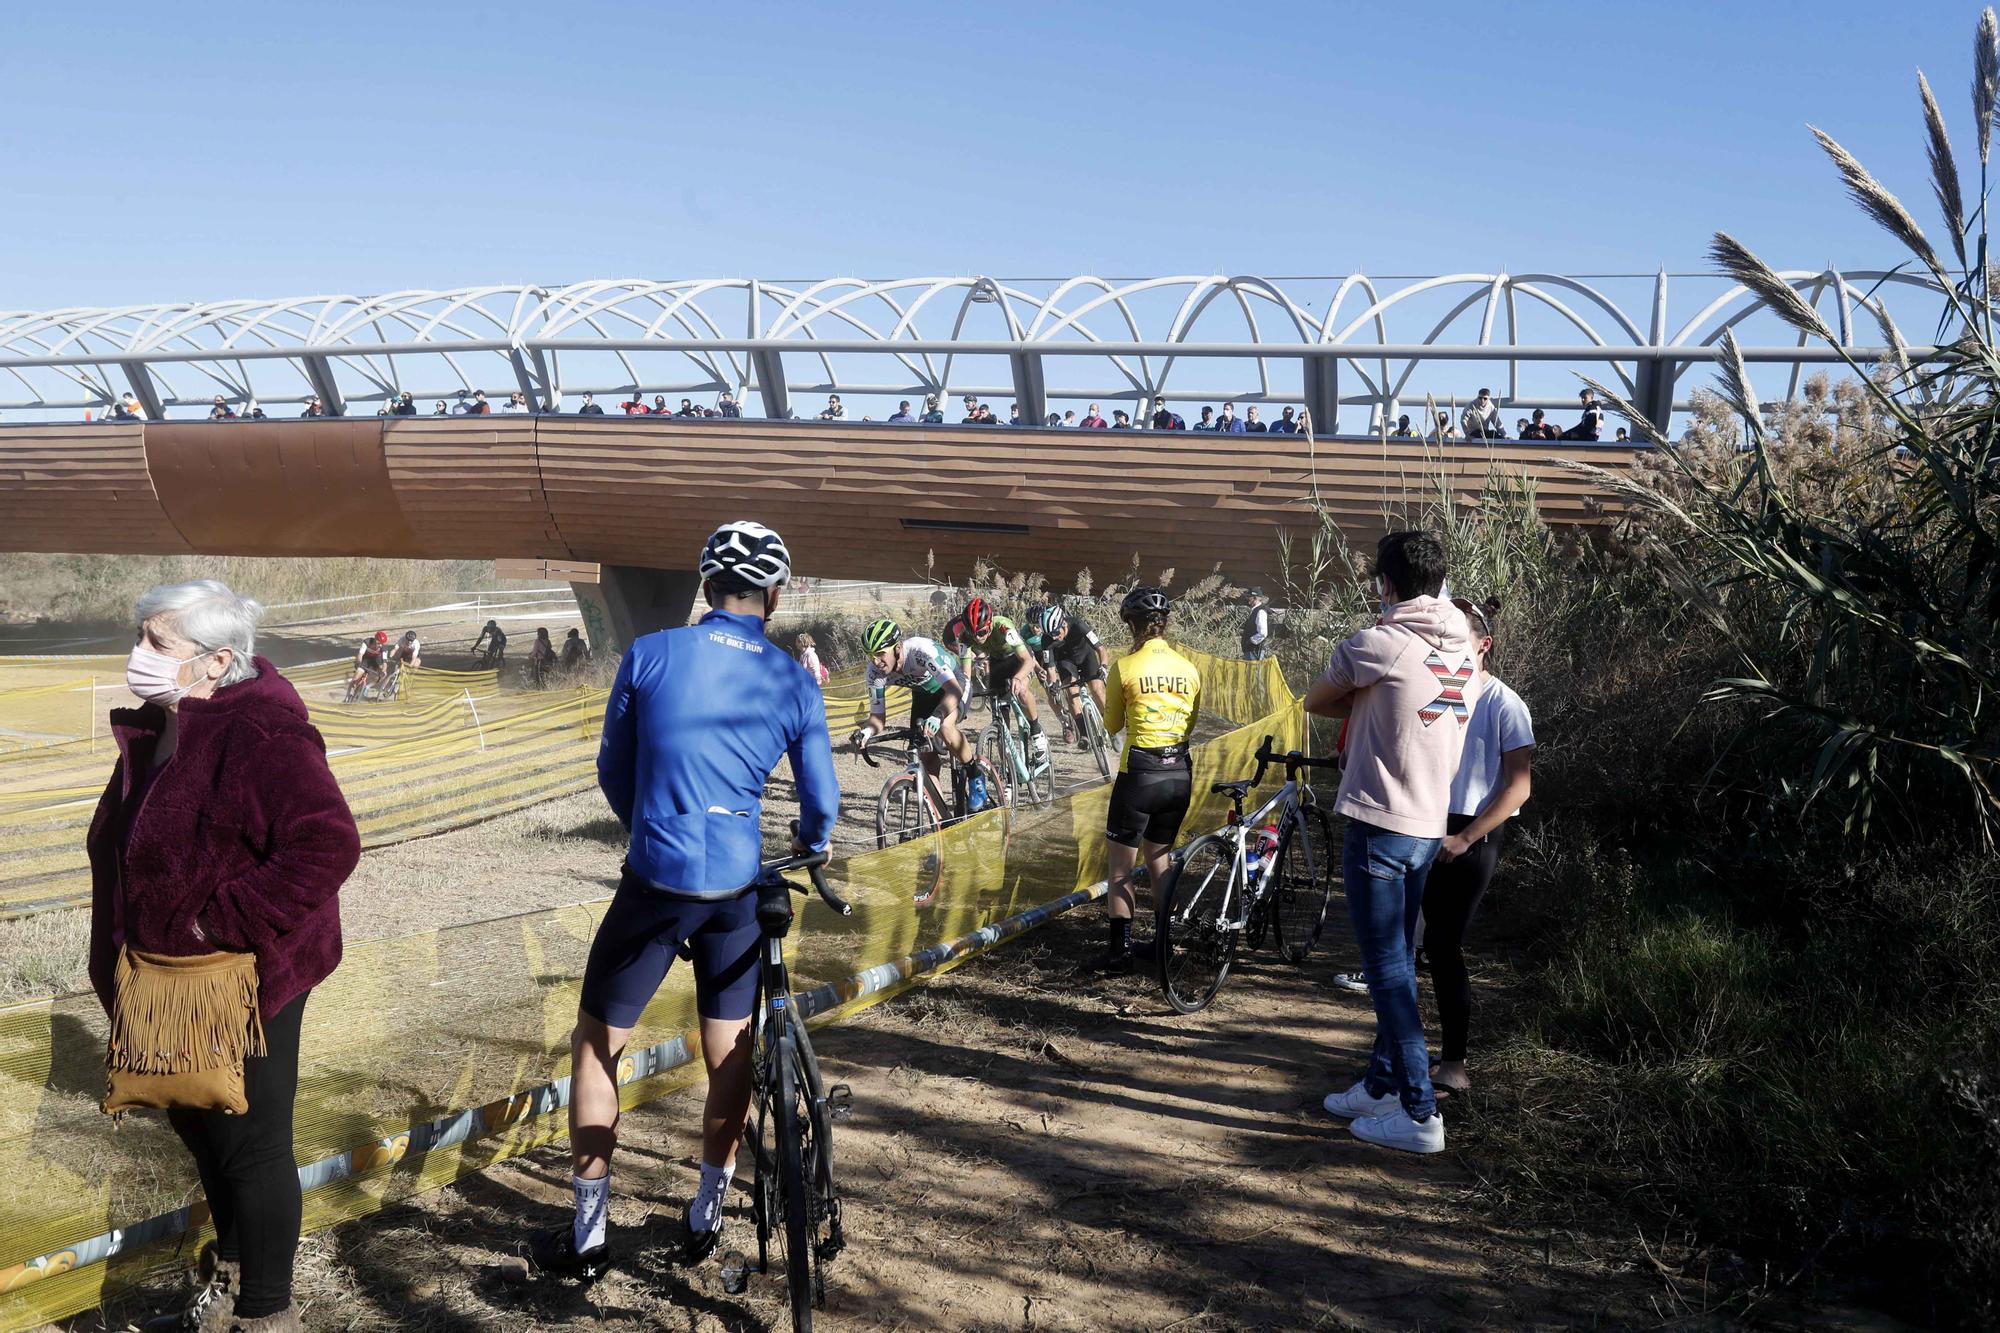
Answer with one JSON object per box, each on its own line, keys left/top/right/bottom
{"left": 392, "top": 630, "right": 422, "bottom": 669}
{"left": 560, "top": 628, "right": 591, "bottom": 672}
{"left": 949, "top": 598, "right": 1048, "bottom": 762}
{"left": 527, "top": 627, "right": 558, "bottom": 686}
{"left": 349, "top": 630, "right": 390, "bottom": 697}
{"left": 852, "top": 618, "right": 989, "bottom": 810}
{"left": 536, "top": 521, "right": 837, "bottom": 1282}
{"left": 472, "top": 618, "right": 508, "bottom": 663}
{"left": 1089, "top": 587, "right": 1202, "bottom": 974}
{"left": 1028, "top": 604, "right": 1110, "bottom": 748}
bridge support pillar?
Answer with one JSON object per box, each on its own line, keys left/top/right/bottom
{"left": 573, "top": 567, "right": 702, "bottom": 656}
{"left": 1009, "top": 352, "right": 1047, "bottom": 425}
{"left": 1632, "top": 356, "right": 1676, "bottom": 439}
{"left": 1303, "top": 356, "right": 1339, "bottom": 435}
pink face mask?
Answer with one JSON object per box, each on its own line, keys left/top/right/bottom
{"left": 126, "top": 643, "right": 213, "bottom": 706}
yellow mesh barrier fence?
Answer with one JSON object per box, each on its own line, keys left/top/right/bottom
{"left": 0, "top": 655, "right": 1301, "bottom": 1331}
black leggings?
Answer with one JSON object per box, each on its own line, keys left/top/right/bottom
{"left": 1421, "top": 815, "right": 1503, "bottom": 1064}
{"left": 168, "top": 992, "right": 307, "bottom": 1319}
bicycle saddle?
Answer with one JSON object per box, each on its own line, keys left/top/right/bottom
{"left": 1211, "top": 778, "right": 1255, "bottom": 800}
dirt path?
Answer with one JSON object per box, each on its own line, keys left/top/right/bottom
{"left": 70, "top": 904, "right": 1662, "bottom": 1332}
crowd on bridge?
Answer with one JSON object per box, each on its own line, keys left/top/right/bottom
{"left": 108, "top": 381, "right": 1621, "bottom": 443}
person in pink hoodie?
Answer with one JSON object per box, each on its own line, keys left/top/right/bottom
{"left": 1303, "top": 530, "right": 1478, "bottom": 1155}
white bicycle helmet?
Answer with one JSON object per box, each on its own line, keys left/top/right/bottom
{"left": 699, "top": 521, "right": 793, "bottom": 591}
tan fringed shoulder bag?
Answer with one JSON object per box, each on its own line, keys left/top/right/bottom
{"left": 103, "top": 947, "right": 266, "bottom": 1117}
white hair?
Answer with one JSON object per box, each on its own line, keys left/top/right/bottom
{"left": 134, "top": 579, "right": 263, "bottom": 687}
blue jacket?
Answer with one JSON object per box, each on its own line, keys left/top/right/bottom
{"left": 598, "top": 609, "right": 839, "bottom": 899}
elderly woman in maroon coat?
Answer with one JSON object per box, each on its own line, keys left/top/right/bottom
{"left": 87, "top": 580, "right": 358, "bottom": 1333}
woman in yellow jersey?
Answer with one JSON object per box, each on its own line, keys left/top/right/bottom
{"left": 1088, "top": 586, "right": 1203, "bottom": 974}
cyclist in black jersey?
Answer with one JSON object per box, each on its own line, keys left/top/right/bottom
{"left": 1026, "top": 604, "right": 1110, "bottom": 746}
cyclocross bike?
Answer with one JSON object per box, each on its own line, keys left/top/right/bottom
{"left": 1155, "top": 735, "right": 1340, "bottom": 1013}
{"left": 1041, "top": 671, "right": 1116, "bottom": 782}
{"left": 980, "top": 685, "right": 1055, "bottom": 808}
{"left": 719, "top": 823, "right": 853, "bottom": 1333}
{"left": 863, "top": 725, "right": 1010, "bottom": 849}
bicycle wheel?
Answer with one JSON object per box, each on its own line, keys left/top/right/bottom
{"left": 1082, "top": 699, "right": 1114, "bottom": 782}
{"left": 1274, "top": 803, "right": 1338, "bottom": 963}
{"left": 977, "top": 721, "right": 1009, "bottom": 798}
{"left": 1155, "top": 834, "right": 1239, "bottom": 1014}
{"left": 874, "top": 771, "right": 935, "bottom": 849}
{"left": 776, "top": 1023, "right": 817, "bottom": 1331}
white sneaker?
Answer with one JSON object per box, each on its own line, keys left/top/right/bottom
{"left": 1331, "top": 972, "right": 1369, "bottom": 994}
{"left": 1349, "top": 1105, "right": 1445, "bottom": 1154}
{"left": 1321, "top": 1081, "right": 1399, "bottom": 1120}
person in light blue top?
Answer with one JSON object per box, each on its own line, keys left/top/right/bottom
{"left": 537, "top": 520, "right": 840, "bottom": 1284}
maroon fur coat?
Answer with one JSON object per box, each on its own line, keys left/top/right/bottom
{"left": 87, "top": 657, "right": 358, "bottom": 1020}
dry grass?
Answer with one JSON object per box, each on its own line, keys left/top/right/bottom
{"left": 0, "top": 555, "right": 502, "bottom": 626}
{"left": 0, "top": 907, "right": 89, "bottom": 1004}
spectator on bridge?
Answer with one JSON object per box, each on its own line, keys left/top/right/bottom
{"left": 1008, "top": 404, "right": 1025, "bottom": 426}
{"left": 1062, "top": 410, "right": 1077, "bottom": 427}
{"left": 450, "top": 389, "right": 475, "bottom": 415}
{"left": 1079, "top": 404, "right": 1109, "bottom": 429}
{"left": 433, "top": 400, "right": 449, "bottom": 416}
{"left": 90, "top": 578, "right": 359, "bottom": 1332}
{"left": 391, "top": 391, "right": 417, "bottom": 416}
{"left": 676, "top": 398, "right": 699, "bottom": 418}
{"left": 1270, "top": 406, "right": 1299, "bottom": 434}
{"left": 1217, "top": 402, "right": 1247, "bottom": 433}
{"left": 301, "top": 396, "right": 328, "bottom": 419}
{"left": 979, "top": 402, "right": 1002, "bottom": 424}
{"left": 961, "top": 394, "right": 979, "bottom": 421}
{"left": 1614, "top": 426, "right": 1630, "bottom": 443}
{"left": 652, "top": 395, "right": 670, "bottom": 415}
{"left": 1431, "top": 411, "right": 1459, "bottom": 441}
{"left": 718, "top": 391, "right": 742, "bottom": 418}
{"left": 1561, "top": 388, "right": 1603, "bottom": 441}
{"left": 471, "top": 390, "right": 493, "bottom": 416}
{"left": 1151, "top": 400, "right": 1186, "bottom": 430}
{"left": 209, "top": 395, "right": 237, "bottom": 421}
{"left": 621, "top": 392, "right": 650, "bottom": 415}
{"left": 1194, "top": 406, "right": 1217, "bottom": 431}
{"left": 1461, "top": 388, "right": 1501, "bottom": 440}
{"left": 501, "top": 391, "right": 531, "bottom": 415}
{"left": 1515, "top": 417, "right": 1531, "bottom": 438}
{"left": 244, "top": 401, "right": 267, "bottom": 420}
{"left": 1520, "top": 408, "right": 1559, "bottom": 440}
{"left": 1045, "top": 412, "right": 1063, "bottom": 426}
{"left": 1245, "top": 406, "right": 1267, "bottom": 433}
{"left": 113, "top": 391, "right": 145, "bottom": 421}
{"left": 919, "top": 395, "right": 945, "bottom": 424}
{"left": 1391, "top": 413, "right": 1415, "bottom": 438}
{"left": 1111, "top": 410, "right": 1134, "bottom": 428}
{"left": 578, "top": 393, "right": 606, "bottom": 415}
{"left": 887, "top": 400, "right": 914, "bottom": 423}
{"left": 818, "top": 394, "right": 846, "bottom": 421}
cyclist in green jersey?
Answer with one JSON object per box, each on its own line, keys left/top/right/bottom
{"left": 949, "top": 597, "right": 1049, "bottom": 762}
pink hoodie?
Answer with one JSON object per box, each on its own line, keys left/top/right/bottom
{"left": 1321, "top": 596, "right": 1480, "bottom": 838}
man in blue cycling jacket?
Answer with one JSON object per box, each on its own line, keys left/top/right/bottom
{"left": 534, "top": 520, "right": 839, "bottom": 1282}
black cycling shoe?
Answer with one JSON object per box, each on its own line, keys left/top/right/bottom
{"left": 1082, "top": 946, "right": 1135, "bottom": 975}
{"left": 679, "top": 1210, "right": 725, "bottom": 1266}
{"left": 529, "top": 1225, "right": 613, "bottom": 1284}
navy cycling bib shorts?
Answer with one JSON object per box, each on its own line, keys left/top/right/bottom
{"left": 579, "top": 865, "right": 762, "bottom": 1026}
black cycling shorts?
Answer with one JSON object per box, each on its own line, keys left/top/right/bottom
{"left": 579, "top": 867, "right": 761, "bottom": 1025}
{"left": 1052, "top": 643, "right": 1105, "bottom": 686}
{"left": 910, "top": 688, "right": 965, "bottom": 731}
{"left": 987, "top": 651, "right": 1027, "bottom": 694}
{"left": 1104, "top": 748, "right": 1193, "bottom": 848}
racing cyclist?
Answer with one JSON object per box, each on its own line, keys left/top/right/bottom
{"left": 471, "top": 618, "right": 507, "bottom": 663}
{"left": 537, "top": 520, "right": 838, "bottom": 1282}
{"left": 948, "top": 597, "right": 1048, "bottom": 763}
{"left": 1090, "top": 587, "right": 1203, "bottom": 974}
{"left": 349, "top": 630, "right": 389, "bottom": 697}
{"left": 382, "top": 630, "right": 422, "bottom": 697}
{"left": 1026, "top": 604, "right": 1110, "bottom": 748}
{"left": 851, "top": 618, "right": 990, "bottom": 811}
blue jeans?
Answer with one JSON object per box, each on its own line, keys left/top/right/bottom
{"left": 1343, "top": 819, "right": 1441, "bottom": 1120}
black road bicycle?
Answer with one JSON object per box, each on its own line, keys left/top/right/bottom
{"left": 719, "top": 824, "right": 853, "bottom": 1332}
{"left": 864, "top": 725, "right": 1009, "bottom": 848}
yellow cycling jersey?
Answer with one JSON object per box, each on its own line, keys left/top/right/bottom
{"left": 1102, "top": 638, "right": 1202, "bottom": 769}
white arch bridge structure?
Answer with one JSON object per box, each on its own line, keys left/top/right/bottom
{"left": 0, "top": 270, "right": 1940, "bottom": 430}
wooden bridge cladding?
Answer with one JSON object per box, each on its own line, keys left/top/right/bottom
{"left": 0, "top": 418, "right": 1637, "bottom": 587}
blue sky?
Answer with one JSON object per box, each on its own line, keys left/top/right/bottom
{"left": 1, "top": 0, "right": 1983, "bottom": 308}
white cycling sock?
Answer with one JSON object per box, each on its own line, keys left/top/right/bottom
{"left": 572, "top": 1172, "right": 609, "bottom": 1252}
{"left": 689, "top": 1160, "right": 735, "bottom": 1234}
